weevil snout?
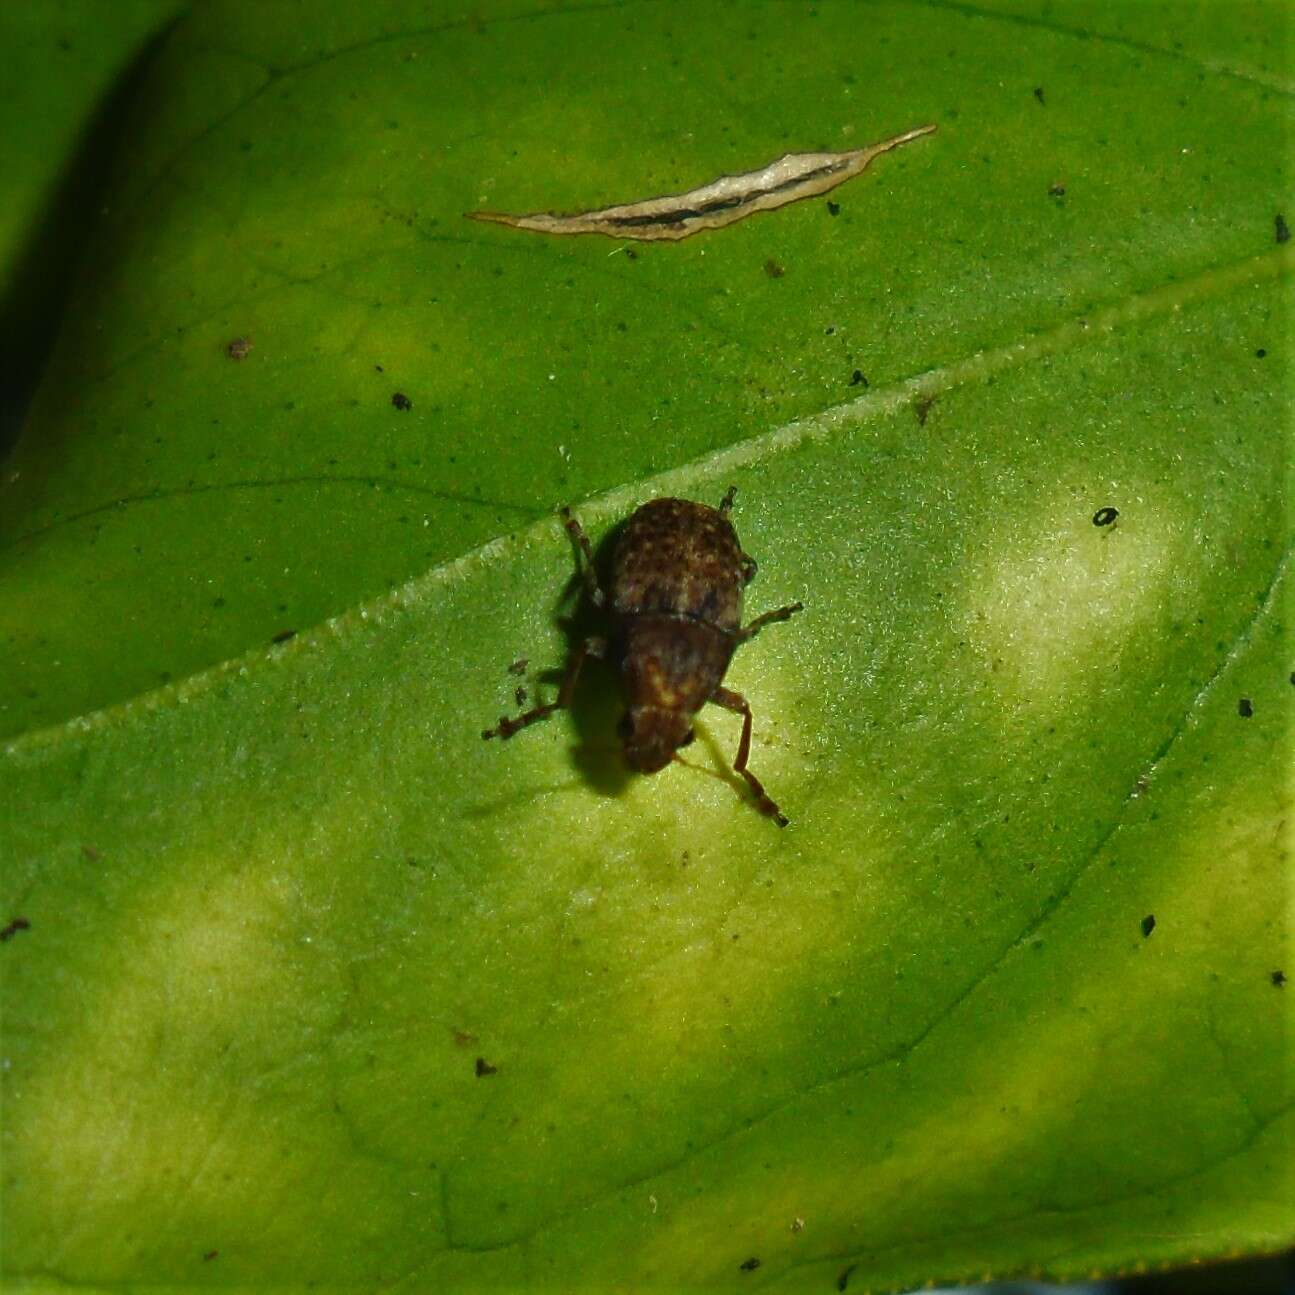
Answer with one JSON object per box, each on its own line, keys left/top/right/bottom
{"left": 619, "top": 707, "right": 694, "bottom": 774}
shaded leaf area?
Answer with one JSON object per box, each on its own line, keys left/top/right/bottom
{"left": 0, "top": 0, "right": 184, "bottom": 291}
{"left": 0, "top": 0, "right": 186, "bottom": 452}
{"left": 1, "top": 0, "right": 1289, "bottom": 735}
{"left": 2, "top": 260, "right": 1290, "bottom": 1289}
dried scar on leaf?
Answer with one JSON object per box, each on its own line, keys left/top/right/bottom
{"left": 468, "top": 123, "right": 936, "bottom": 242}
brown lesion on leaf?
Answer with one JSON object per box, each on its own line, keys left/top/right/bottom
{"left": 0, "top": 917, "right": 30, "bottom": 942}
{"left": 467, "top": 124, "right": 936, "bottom": 242}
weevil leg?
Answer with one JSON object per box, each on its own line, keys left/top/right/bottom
{"left": 559, "top": 506, "right": 605, "bottom": 609}
{"left": 719, "top": 485, "right": 738, "bottom": 515}
{"left": 709, "top": 685, "right": 788, "bottom": 827}
{"left": 483, "top": 636, "right": 606, "bottom": 740}
{"left": 738, "top": 600, "right": 804, "bottom": 643}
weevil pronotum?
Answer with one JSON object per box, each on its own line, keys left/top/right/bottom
{"left": 483, "top": 488, "right": 803, "bottom": 825}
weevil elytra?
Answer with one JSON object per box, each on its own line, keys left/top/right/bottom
{"left": 483, "top": 487, "right": 803, "bottom": 824}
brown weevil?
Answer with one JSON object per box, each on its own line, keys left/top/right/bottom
{"left": 483, "top": 487, "right": 803, "bottom": 824}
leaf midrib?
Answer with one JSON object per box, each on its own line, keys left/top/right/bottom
{"left": 5, "top": 242, "right": 1289, "bottom": 757}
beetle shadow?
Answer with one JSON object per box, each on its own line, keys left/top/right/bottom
{"left": 541, "top": 517, "right": 633, "bottom": 799}
{"left": 675, "top": 711, "right": 751, "bottom": 807}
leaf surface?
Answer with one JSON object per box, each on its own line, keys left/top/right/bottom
{"left": 1, "top": 2, "right": 1291, "bottom": 1290}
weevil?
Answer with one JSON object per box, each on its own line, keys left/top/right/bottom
{"left": 483, "top": 487, "right": 803, "bottom": 824}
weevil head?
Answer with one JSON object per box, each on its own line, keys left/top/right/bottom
{"left": 618, "top": 707, "right": 694, "bottom": 774}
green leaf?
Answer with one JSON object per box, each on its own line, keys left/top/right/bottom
{"left": 0, "top": 0, "right": 186, "bottom": 445}
{"left": 2, "top": 2, "right": 1291, "bottom": 1291}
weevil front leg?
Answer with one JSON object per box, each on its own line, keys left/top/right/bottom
{"left": 709, "top": 685, "right": 788, "bottom": 827}
{"left": 483, "top": 636, "right": 607, "bottom": 740}
{"left": 738, "top": 600, "right": 804, "bottom": 643}
{"left": 560, "top": 506, "right": 605, "bottom": 609}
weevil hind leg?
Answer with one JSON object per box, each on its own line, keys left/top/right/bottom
{"left": 709, "top": 685, "right": 788, "bottom": 826}
{"left": 739, "top": 600, "right": 803, "bottom": 643}
{"left": 483, "top": 636, "right": 606, "bottom": 740}
{"left": 560, "top": 506, "right": 606, "bottom": 609}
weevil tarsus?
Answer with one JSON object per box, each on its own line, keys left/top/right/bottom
{"left": 560, "top": 505, "right": 605, "bottom": 608}
{"left": 719, "top": 485, "right": 738, "bottom": 516}
{"left": 710, "top": 685, "right": 788, "bottom": 827}
{"left": 483, "top": 635, "right": 607, "bottom": 740}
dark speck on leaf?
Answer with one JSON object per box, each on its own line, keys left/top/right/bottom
{"left": 271, "top": 629, "right": 296, "bottom": 644}
{"left": 514, "top": 686, "right": 527, "bottom": 707}
{"left": 914, "top": 396, "right": 936, "bottom": 426}
{"left": 838, "top": 1263, "right": 858, "bottom": 1291}
{"left": 1048, "top": 182, "right": 1066, "bottom": 198}
{"left": 1272, "top": 970, "right": 1287, "bottom": 987}
{"left": 739, "top": 1257, "right": 761, "bottom": 1273}
{"left": 0, "top": 917, "right": 31, "bottom": 942}
{"left": 392, "top": 391, "right": 412, "bottom": 411}
{"left": 225, "top": 337, "right": 252, "bottom": 360}
{"left": 826, "top": 200, "right": 840, "bottom": 216}
{"left": 475, "top": 1056, "right": 498, "bottom": 1077}
{"left": 625, "top": 248, "right": 638, "bottom": 260}
{"left": 1141, "top": 914, "right": 1156, "bottom": 938}
{"left": 849, "top": 369, "right": 868, "bottom": 387}
{"left": 508, "top": 657, "right": 528, "bottom": 675}
{"left": 375, "top": 364, "right": 384, "bottom": 372}
{"left": 763, "top": 258, "right": 784, "bottom": 278}
{"left": 203, "top": 1251, "right": 219, "bottom": 1262}
{"left": 1093, "top": 506, "right": 1119, "bottom": 527}
{"left": 1255, "top": 348, "right": 1267, "bottom": 358}
{"left": 1033, "top": 86, "right": 1046, "bottom": 105}
{"left": 1277, "top": 213, "right": 1290, "bottom": 244}
{"left": 1238, "top": 697, "right": 1253, "bottom": 718}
